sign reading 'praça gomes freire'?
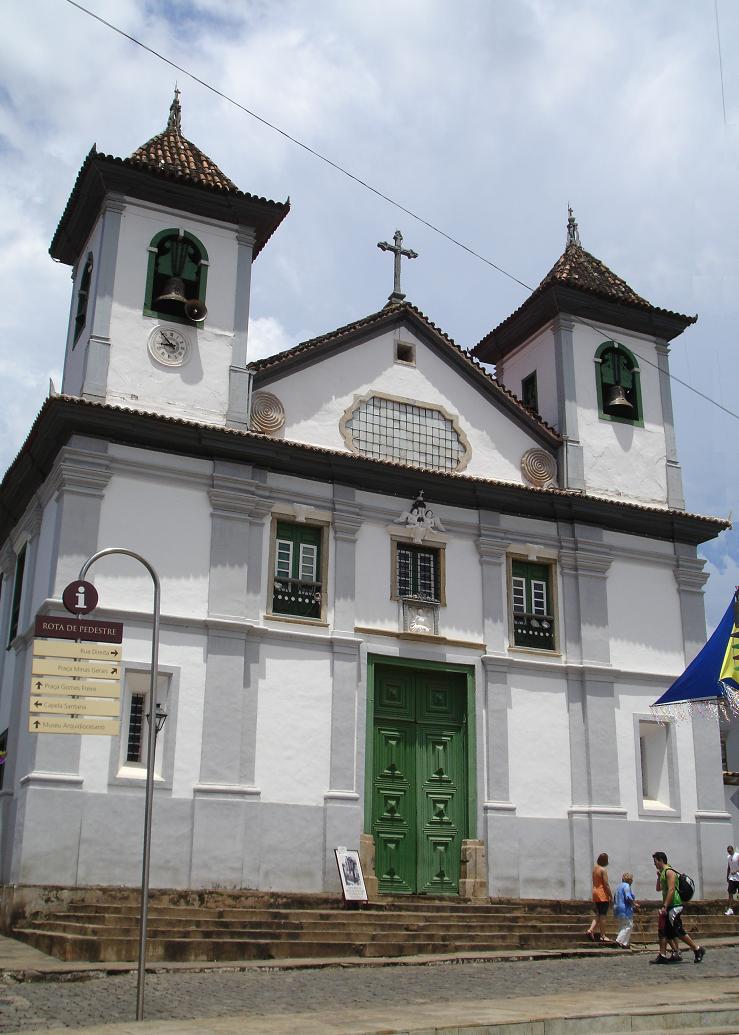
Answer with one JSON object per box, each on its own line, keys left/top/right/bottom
{"left": 29, "top": 589, "right": 124, "bottom": 736}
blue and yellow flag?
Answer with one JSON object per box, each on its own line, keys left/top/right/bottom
{"left": 653, "top": 592, "right": 738, "bottom": 707}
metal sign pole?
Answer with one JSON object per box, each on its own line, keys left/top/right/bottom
{"left": 79, "top": 548, "right": 161, "bottom": 1023}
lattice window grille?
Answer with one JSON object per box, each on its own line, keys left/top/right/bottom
{"left": 126, "top": 692, "right": 146, "bottom": 764}
{"left": 346, "top": 396, "right": 465, "bottom": 470}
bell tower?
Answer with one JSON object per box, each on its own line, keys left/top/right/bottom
{"left": 472, "top": 210, "right": 695, "bottom": 510}
{"left": 54, "top": 90, "right": 289, "bottom": 429}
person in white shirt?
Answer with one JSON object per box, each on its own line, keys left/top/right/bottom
{"left": 725, "top": 845, "right": 739, "bottom": 915}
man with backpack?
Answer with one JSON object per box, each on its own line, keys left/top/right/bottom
{"left": 650, "top": 851, "right": 705, "bottom": 965}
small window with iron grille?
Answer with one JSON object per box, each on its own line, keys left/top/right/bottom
{"left": 118, "top": 669, "right": 171, "bottom": 779}
{"left": 0, "top": 729, "right": 7, "bottom": 792}
{"left": 510, "top": 559, "right": 555, "bottom": 651}
{"left": 126, "top": 692, "right": 147, "bottom": 766}
{"left": 394, "top": 542, "right": 443, "bottom": 603}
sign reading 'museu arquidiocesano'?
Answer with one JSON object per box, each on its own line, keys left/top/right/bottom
{"left": 28, "top": 715, "right": 121, "bottom": 736}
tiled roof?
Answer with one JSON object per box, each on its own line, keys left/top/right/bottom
{"left": 473, "top": 211, "right": 696, "bottom": 360}
{"left": 0, "top": 396, "right": 727, "bottom": 547}
{"left": 129, "top": 89, "right": 238, "bottom": 192}
{"left": 249, "top": 300, "right": 561, "bottom": 444}
{"left": 538, "top": 242, "right": 651, "bottom": 307}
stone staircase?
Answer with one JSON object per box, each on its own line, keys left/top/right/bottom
{"left": 11, "top": 890, "right": 739, "bottom": 963}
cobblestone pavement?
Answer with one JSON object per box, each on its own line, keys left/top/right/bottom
{"left": 1, "top": 947, "right": 737, "bottom": 1032}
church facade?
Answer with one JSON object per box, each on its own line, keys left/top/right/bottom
{"left": 0, "top": 94, "right": 731, "bottom": 901}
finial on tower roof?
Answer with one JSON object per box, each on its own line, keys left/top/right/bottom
{"left": 566, "top": 205, "right": 581, "bottom": 247}
{"left": 167, "top": 86, "right": 182, "bottom": 134}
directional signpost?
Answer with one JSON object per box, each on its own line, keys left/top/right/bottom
{"left": 28, "top": 615, "right": 123, "bottom": 738}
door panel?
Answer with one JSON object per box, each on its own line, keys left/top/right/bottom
{"left": 373, "top": 714, "right": 416, "bottom": 895}
{"left": 417, "top": 725, "right": 464, "bottom": 893}
{"left": 372, "top": 665, "right": 468, "bottom": 895}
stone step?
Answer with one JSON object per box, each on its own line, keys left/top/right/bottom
{"left": 15, "top": 927, "right": 628, "bottom": 963}
{"left": 29, "top": 912, "right": 618, "bottom": 933}
{"left": 63, "top": 901, "right": 597, "bottom": 919}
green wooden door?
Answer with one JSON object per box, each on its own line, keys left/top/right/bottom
{"left": 371, "top": 665, "right": 467, "bottom": 895}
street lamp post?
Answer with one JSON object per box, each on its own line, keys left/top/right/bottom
{"left": 78, "top": 548, "right": 162, "bottom": 1022}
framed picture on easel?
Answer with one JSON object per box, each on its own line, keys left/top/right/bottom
{"left": 335, "top": 846, "right": 368, "bottom": 902}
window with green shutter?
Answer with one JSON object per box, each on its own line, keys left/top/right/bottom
{"left": 510, "top": 559, "right": 555, "bottom": 650}
{"left": 272, "top": 522, "right": 323, "bottom": 619}
{"left": 521, "top": 371, "right": 538, "bottom": 413}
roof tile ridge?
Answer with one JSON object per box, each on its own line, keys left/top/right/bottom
{"left": 249, "top": 304, "right": 400, "bottom": 370}
{"left": 93, "top": 151, "right": 288, "bottom": 209}
{"left": 404, "top": 303, "right": 561, "bottom": 438}
{"left": 45, "top": 397, "right": 729, "bottom": 524}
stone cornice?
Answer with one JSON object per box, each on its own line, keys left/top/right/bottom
{"left": 208, "top": 488, "right": 272, "bottom": 521}
{"left": 39, "top": 447, "right": 112, "bottom": 506}
{"left": 477, "top": 534, "right": 510, "bottom": 562}
{"left": 559, "top": 542, "right": 613, "bottom": 577}
{"left": 333, "top": 507, "right": 363, "bottom": 542}
{"left": 674, "top": 556, "right": 709, "bottom": 593}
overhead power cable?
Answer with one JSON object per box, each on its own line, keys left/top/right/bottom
{"left": 62, "top": 0, "right": 739, "bottom": 424}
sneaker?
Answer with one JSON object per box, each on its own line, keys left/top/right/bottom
{"left": 649, "top": 954, "right": 671, "bottom": 964}
{"left": 725, "top": 908, "right": 734, "bottom": 915}
{"left": 668, "top": 954, "right": 682, "bottom": 963}
{"left": 694, "top": 946, "right": 705, "bottom": 963}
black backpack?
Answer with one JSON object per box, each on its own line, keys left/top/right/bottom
{"left": 670, "top": 867, "right": 695, "bottom": 901}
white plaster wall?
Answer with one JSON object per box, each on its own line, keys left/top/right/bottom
{"left": 496, "top": 326, "right": 559, "bottom": 430}
{"left": 161, "top": 629, "right": 206, "bottom": 797}
{"left": 96, "top": 455, "right": 212, "bottom": 619}
{"left": 105, "top": 199, "right": 242, "bottom": 424}
{"left": 607, "top": 558, "right": 685, "bottom": 674}
{"left": 573, "top": 322, "right": 669, "bottom": 507}
{"left": 614, "top": 684, "right": 698, "bottom": 821}
{"left": 255, "top": 644, "right": 331, "bottom": 805}
{"left": 355, "top": 520, "right": 395, "bottom": 629}
{"left": 62, "top": 217, "right": 104, "bottom": 396}
{"left": 30, "top": 498, "right": 58, "bottom": 609}
{"left": 508, "top": 671, "right": 571, "bottom": 816}
{"left": 442, "top": 536, "right": 483, "bottom": 643}
{"left": 266, "top": 325, "right": 547, "bottom": 483}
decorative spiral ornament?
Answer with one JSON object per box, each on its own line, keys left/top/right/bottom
{"left": 250, "top": 391, "right": 285, "bottom": 435}
{"left": 521, "top": 448, "right": 557, "bottom": 488}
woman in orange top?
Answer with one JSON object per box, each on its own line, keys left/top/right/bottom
{"left": 586, "top": 852, "right": 612, "bottom": 942}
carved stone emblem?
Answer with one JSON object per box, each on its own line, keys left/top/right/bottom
{"left": 402, "top": 599, "right": 439, "bottom": 636}
{"left": 394, "top": 492, "right": 446, "bottom": 543}
{"left": 520, "top": 448, "right": 557, "bottom": 488}
{"left": 250, "top": 391, "right": 285, "bottom": 435}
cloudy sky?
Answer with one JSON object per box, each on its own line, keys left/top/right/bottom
{"left": 1, "top": 0, "right": 738, "bottom": 630}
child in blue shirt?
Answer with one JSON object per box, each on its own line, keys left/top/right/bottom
{"left": 613, "top": 872, "right": 638, "bottom": 948}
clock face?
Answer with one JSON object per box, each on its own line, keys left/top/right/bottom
{"left": 148, "top": 327, "right": 190, "bottom": 367}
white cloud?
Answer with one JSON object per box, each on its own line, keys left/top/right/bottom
{"left": 247, "top": 316, "right": 293, "bottom": 362}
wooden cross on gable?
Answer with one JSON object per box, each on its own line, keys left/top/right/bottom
{"left": 377, "top": 230, "right": 418, "bottom": 304}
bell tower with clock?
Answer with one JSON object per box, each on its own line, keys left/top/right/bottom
{"left": 54, "top": 90, "right": 289, "bottom": 429}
